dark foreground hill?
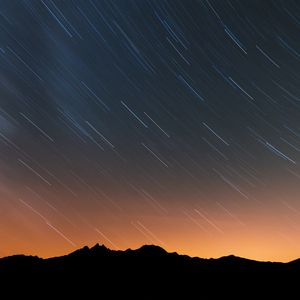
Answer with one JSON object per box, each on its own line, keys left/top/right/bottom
{"left": 0, "top": 244, "right": 299, "bottom": 299}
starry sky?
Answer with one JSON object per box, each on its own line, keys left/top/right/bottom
{"left": 1, "top": 0, "right": 300, "bottom": 262}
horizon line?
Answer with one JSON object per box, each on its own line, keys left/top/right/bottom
{"left": 1, "top": 243, "right": 297, "bottom": 264}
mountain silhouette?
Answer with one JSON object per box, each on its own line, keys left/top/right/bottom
{"left": 0, "top": 244, "right": 298, "bottom": 298}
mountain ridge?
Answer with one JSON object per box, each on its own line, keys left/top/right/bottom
{"left": 0, "top": 244, "right": 298, "bottom": 298}
{"left": 0, "top": 244, "right": 292, "bottom": 263}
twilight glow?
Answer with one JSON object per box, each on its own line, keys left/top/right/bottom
{"left": 1, "top": 0, "right": 300, "bottom": 262}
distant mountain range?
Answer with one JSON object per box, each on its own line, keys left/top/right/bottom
{"left": 1, "top": 244, "right": 299, "bottom": 298}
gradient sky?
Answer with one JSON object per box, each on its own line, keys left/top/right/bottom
{"left": 1, "top": 0, "right": 300, "bottom": 262}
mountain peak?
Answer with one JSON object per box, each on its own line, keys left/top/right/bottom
{"left": 90, "top": 243, "right": 109, "bottom": 251}
{"left": 135, "top": 244, "right": 168, "bottom": 255}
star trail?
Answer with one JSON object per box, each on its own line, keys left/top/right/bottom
{"left": 1, "top": 0, "right": 300, "bottom": 261}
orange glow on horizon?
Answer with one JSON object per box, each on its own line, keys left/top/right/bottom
{"left": 1, "top": 183, "right": 300, "bottom": 263}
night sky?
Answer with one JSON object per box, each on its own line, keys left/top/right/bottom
{"left": 1, "top": 0, "right": 300, "bottom": 261}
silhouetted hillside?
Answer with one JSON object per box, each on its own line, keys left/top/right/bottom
{"left": 0, "top": 244, "right": 299, "bottom": 299}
